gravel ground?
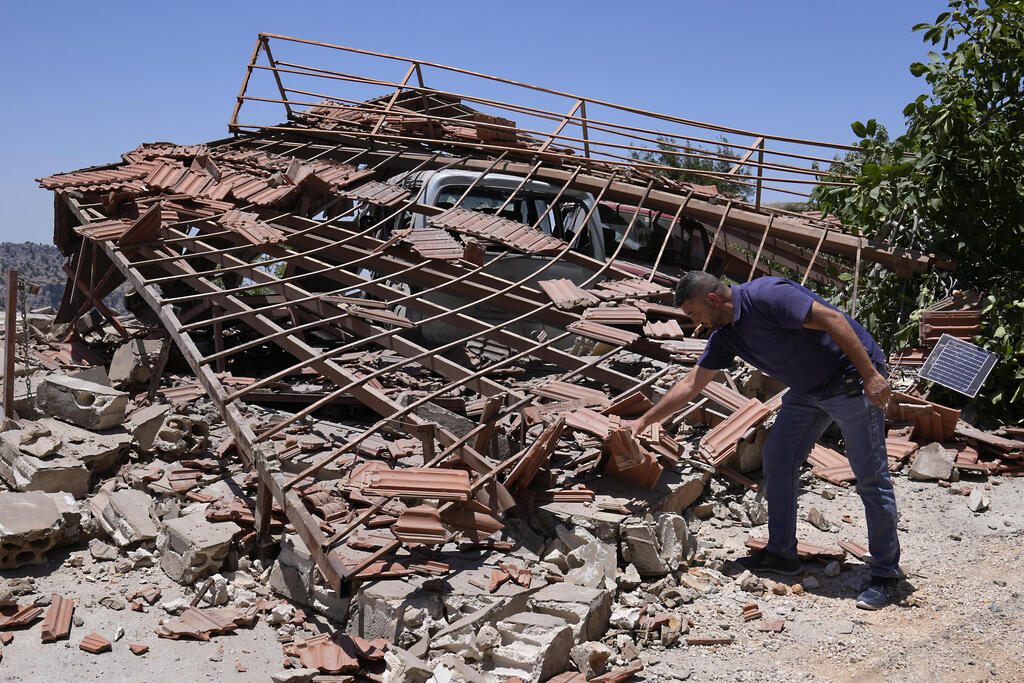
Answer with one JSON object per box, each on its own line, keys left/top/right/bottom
{"left": 639, "top": 473, "right": 1024, "bottom": 683}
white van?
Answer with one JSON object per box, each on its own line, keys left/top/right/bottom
{"left": 365, "top": 169, "right": 715, "bottom": 344}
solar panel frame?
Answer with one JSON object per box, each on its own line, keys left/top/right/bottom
{"left": 918, "top": 333, "right": 998, "bottom": 397}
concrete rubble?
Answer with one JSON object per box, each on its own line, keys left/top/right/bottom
{"left": 1, "top": 300, "right": 1018, "bottom": 680}
{"left": 35, "top": 375, "right": 128, "bottom": 431}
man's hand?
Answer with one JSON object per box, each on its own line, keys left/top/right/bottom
{"left": 621, "top": 418, "right": 645, "bottom": 438}
{"left": 863, "top": 369, "right": 892, "bottom": 410}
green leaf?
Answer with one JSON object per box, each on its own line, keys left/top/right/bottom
{"left": 851, "top": 121, "right": 867, "bottom": 137}
{"left": 909, "top": 62, "right": 929, "bottom": 77}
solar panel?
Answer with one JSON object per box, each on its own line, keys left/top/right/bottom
{"left": 918, "top": 333, "right": 998, "bottom": 397}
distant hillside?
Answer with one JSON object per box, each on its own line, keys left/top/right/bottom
{"left": 0, "top": 241, "right": 125, "bottom": 313}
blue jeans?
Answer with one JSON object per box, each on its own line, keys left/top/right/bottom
{"left": 762, "top": 384, "right": 901, "bottom": 578}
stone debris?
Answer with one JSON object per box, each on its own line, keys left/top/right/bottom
{"left": 908, "top": 442, "right": 956, "bottom": 481}
{"left": 619, "top": 513, "right": 697, "bottom": 576}
{"left": 93, "top": 488, "right": 159, "bottom": 548}
{"left": 0, "top": 491, "right": 81, "bottom": 569}
{"left": 967, "top": 487, "right": 990, "bottom": 512}
{"left": 35, "top": 375, "right": 128, "bottom": 431}
{"left": 491, "top": 612, "right": 574, "bottom": 682}
{"left": 151, "top": 413, "right": 210, "bottom": 456}
{"left": 157, "top": 513, "right": 240, "bottom": 584}
{"left": 108, "top": 339, "right": 170, "bottom": 389}
{"left": 570, "top": 640, "right": 612, "bottom": 679}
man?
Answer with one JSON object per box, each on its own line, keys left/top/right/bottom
{"left": 625, "top": 272, "right": 901, "bottom": 609}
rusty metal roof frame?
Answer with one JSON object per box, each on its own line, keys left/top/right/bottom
{"left": 36, "top": 34, "right": 958, "bottom": 595}
{"left": 227, "top": 33, "right": 954, "bottom": 276}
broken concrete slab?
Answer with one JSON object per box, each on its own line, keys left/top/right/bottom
{"left": 565, "top": 540, "right": 617, "bottom": 589}
{"left": 909, "top": 442, "right": 956, "bottom": 481}
{"left": 0, "top": 491, "right": 81, "bottom": 569}
{"left": 619, "top": 513, "right": 697, "bottom": 576}
{"left": 108, "top": 338, "right": 170, "bottom": 389}
{"left": 7, "top": 422, "right": 62, "bottom": 458}
{"left": 490, "top": 612, "right": 573, "bottom": 683}
{"left": 94, "top": 488, "right": 159, "bottom": 547}
{"left": 967, "top": 488, "right": 990, "bottom": 512}
{"left": 268, "top": 534, "right": 350, "bottom": 619}
{"left": 588, "top": 469, "right": 709, "bottom": 515}
{"left": 157, "top": 512, "right": 240, "bottom": 584}
{"left": 570, "top": 640, "right": 612, "bottom": 679}
{"left": 352, "top": 576, "right": 443, "bottom": 645}
{"left": 152, "top": 413, "right": 210, "bottom": 456}
{"left": 528, "top": 582, "right": 611, "bottom": 644}
{"left": 538, "top": 504, "right": 624, "bottom": 545}
{"left": 0, "top": 427, "right": 90, "bottom": 498}
{"left": 35, "top": 375, "right": 128, "bottom": 431}
{"left": 88, "top": 538, "right": 118, "bottom": 562}
{"left": 128, "top": 404, "right": 171, "bottom": 452}
{"left": 36, "top": 418, "right": 131, "bottom": 474}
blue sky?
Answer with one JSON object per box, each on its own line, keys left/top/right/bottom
{"left": 0, "top": 0, "right": 949, "bottom": 243}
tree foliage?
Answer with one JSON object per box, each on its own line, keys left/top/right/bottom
{"left": 812, "top": 0, "right": 1024, "bottom": 424}
{"left": 632, "top": 136, "right": 754, "bottom": 199}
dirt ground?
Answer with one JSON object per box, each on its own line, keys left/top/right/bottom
{"left": 640, "top": 474, "right": 1024, "bottom": 683}
{"left": 1, "top": 471, "right": 1021, "bottom": 682}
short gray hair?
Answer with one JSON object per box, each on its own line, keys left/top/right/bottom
{"left": 674, "top": 271, "right": 724, "bottom": 306}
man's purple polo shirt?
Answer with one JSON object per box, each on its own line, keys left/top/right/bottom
{"left": 697, "top": 277, "right": 885, "bottom": 394}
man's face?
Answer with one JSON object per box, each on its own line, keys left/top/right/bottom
{"left": 680, "top": 292, "right": 731, "bottom": 330}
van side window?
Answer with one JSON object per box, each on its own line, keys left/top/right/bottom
{"left": 598, "top": 203, "right": 707, "bottom": 269}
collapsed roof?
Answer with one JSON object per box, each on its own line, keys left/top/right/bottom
{"left": 37, "top": 34, "right": 956, "bottom": 592}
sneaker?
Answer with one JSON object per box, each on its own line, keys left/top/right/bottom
{"left": 736, "top": 549, "right": 803, "bottom": 576}
{"left": 856, "top": 576, "right": 899, "bottom": 610}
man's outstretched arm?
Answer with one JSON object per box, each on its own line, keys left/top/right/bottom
{"left": 624, "top": 365, "right": 718, "bottom": 437}
{"left": 803, "top": 301, "right": 891, "bottom": 409}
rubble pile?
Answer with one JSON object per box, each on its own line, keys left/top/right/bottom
{"left": 1, "top": 300, "right": 1017, "bottom": 681}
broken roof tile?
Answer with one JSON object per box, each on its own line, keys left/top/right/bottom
{"left": 364, "top": 468, "right": 471, "bottom": 501}
{"left": 156, "top": 607, "right": 237, "bottom": 640}
{"left": 79, "top": 633, "right": 111, "bottom": 654}
{"left": 700, "top": 398, "right": 773, "bottom": 466}
{"left": 283, "top": 633, "right": 359, "bottom": 674}
{"left": 642, "top": 319, "right": 687, "bottom": 340}
{"left": 391, "top": 505, "right": 447, "bottom": 545}
{"left": 590, "top": 277, "right": 671, "bottom": 301}
{"left": 402, "top": 227, "right": 464, "bottom": 260}
{"left": 564, "top": 408, "right": 617, "bottom": 439}
{"left": 745, "top": 537, "right": 846, "bottom": 561}
{"left": 530, "top": 380, "right": 611, "bottom": 408}
{"left": 38, "top": 164, "right": 152, "bottom": 191}
{"left": 538, "top": 278, "right": 600, "bottom": 310}
{"left": 218, "top": 209, "right": 287, "bottom": 246}
{"left": 504, "top": 416, "right": 565, "bottom": 490}
{"left": 339, "top": 180, "right": 411, "bottom": 207}
{"left": 428, "top": 207, "right": 565, "bottom": 255}
{"left": 0, "top": 605, "right": 44, "bottom": 630}
{"left": 602, "top": 393, "right": 651, "bottom": 419}
{"left": 590, "top": 662, "right": 645, "bottom": 682}
{"left": 604, "top": 427, "right": 663, "bottom": 489}
{"left": 351, "top": 636, "right": 389, "bottom": 661}
{"left": 40, "top": 594, "right": 74, "bottom": 643}
{"left": 583, "top": 305, "right": 646, "bottom": 326}
{"left": 567, "top": 320, "right": 640, "bottom": 346}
